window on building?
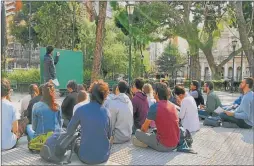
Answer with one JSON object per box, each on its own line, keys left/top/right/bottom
{"left": 228, "top": 67, "right": 233, "bottom": 78}
{"left": 236, "top": 67, "right": 241, "bottom": 81}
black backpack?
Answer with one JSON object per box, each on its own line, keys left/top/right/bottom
{"left": 40, "top": 131, "right": 80, "bottom": 164}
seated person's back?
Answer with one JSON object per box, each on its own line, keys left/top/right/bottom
{"left": 105, "top": 80, "right": 133, "bottom": 143}
{"left": 66, "top": 80, "right": 111, "bottom": 164}
{"left": 134, "top": 83, "right": 180, "bottom": 152}
{"left": 27, "top": 84, "right": 43, "bottom": 124}
{"left": 26, "top": 83, "right": 62, "bottom": 140}
{"left": 131, "top": 78, "right": 149, "bottom": 131}
{"left": 174, "top": 86, "right": 200, "bottom": 132}
{"left": 1, "top": 79, "right": 20, "bottom": 150}
{"left": 61, "top": 80, "right": 78, "bottom": 122}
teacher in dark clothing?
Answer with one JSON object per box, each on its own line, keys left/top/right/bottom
{"left": 61, "top": 80, "right": 78, "bottom": 127}
{"left": 44, "top": 46, "right": 59, "bottom": 83}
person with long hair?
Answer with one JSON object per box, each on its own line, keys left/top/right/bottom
{"left": 26, "top": 83, "right": 62, "bottom": 141}
{"left": 66, "top": 80, "right": 111, "bottom": 164}
{"left": 20, "top": 84, "right": 39, "bottom": 115}
{"left": 26, "top": 84, "right": 44, "bottom": 124}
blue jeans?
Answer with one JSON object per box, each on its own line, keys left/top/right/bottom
{"left": 198, "top": 110, "right": 210, "bottom": 119}
{"left": 220, "top": 113, "right": 252, "bottom": 129}
{"left": 26, "top": 124, "right": 35, "bottom": 140}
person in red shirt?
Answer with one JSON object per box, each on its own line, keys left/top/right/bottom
{"left": 133, "top": 82, "right": 180, "bottom": 152}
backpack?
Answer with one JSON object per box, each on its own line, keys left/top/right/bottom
{"left": 28, "top": 131, "right": 53, "bottom": 151}
{"left": 177, "top": 127, "right": 196, "bottom": 154}
{"left": 203, "top": 116, "right": 221, "bottom": 127}
{"left": 40, "top": 131, "right": 80, "bottom": 164}
{"left": 28, "top": 108, "right": 61, "bottom": 152}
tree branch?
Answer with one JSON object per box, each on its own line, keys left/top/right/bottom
{"left": 217, "top": 47, "right": 243, "bottom": 68}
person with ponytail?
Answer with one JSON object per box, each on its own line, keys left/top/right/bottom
{"left": 26, "top": 82, "right": 62, "bottom": 141}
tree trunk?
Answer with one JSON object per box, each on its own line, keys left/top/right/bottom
{"left": 85, "top": 1, "right": 96, "bottom": 22}
{"left": 91, "top": 1, "right": 107, "bottom": 82}
{"left": 202, "top": 47, "right": 221, "bottom": 80}
{"left": 233, "top": 1, "right": 254, "bottom": 78}
{"left": 188, "top": 43, "right": 201, "bottom": 81}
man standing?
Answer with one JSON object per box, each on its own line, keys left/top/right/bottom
{"left": 220, "top": 77, "right": 253, "bottom": 129}
{"left": 198, "top": 81, "right": 222, "bottom": 118}
{"left": 189, "top": 80, "right": 204, "bottom": 107}
{"left": 44, "top": 46, "right": 59, "bottom": 83}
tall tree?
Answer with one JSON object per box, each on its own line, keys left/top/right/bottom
{"left": 231, "top": 1, "right": 254, "bottom": 78}
{"left": 156, "top": 44, "right": 186, "bottom": 77}
{"left": 91, "top": 1, "right": 107, "bottom": 82}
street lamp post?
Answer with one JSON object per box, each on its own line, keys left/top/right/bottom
{"left": 28, "top": 1, "right": 32, "bottom": 68}
{"left": 240, "top": 50, "right": 243, "bottom": 81}
{"left": 231, "top": 39, "right": 237, "bottom": 93}
{"left": 141, "top": 54, "right": 144, "bottom": 77}
{"left": 126, "top": 2, "right": 135, "bottom": 85}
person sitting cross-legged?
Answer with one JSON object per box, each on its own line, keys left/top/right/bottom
{"left": 61, "top": 80, "right": 78, "bottom": 127}
{"left": 27, "top": 84, "right": 44, "bottom": 124}
{"left": 220, "top": 77, "right": 253, "bottom": 129}
{"left": 104, "top": 80, "right": 133, "bottom": 144}
{"left": 2, "top": 79, "right": 21, "bottom": 151}
{"left": 66, "top": 80, "right": 111, "bottom": 164}
{"left": 198, "top": 81, "right": 222, "bottom": 118}
{"left": 133, "top": 82, "right": 180, "bottom": 152}
{"left": 131, "top": 78, "right": 149, "bottom": 134}
{"left": 26, "top": 82, "right": 62, "bottom": 141}
{"left": 73, "top": 90, "right": 89, "bottom": 115}
{"left": 189, "top": 80, "right": 204, "bottom": 108}
{"left": 174, "top": 86, "right": 200, "bottom": 133}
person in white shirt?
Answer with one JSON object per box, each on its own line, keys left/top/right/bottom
{"left": 174, "top": 86, "right": 200, "bottom": 133}
{"left": 1, "top": 79, "right": 21, "bottom": 151}
{"left": 73, "top": 90, "right": 89, "bottom": 115}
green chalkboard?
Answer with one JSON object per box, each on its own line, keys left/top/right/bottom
{"left": 40, "top": 48, "right": 83, "bottom": 90}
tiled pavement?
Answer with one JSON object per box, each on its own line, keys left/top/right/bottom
{"left": 2, "top": 91, "right": 253, "bottom": 165}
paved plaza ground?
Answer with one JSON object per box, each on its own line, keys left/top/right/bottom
{"left": 2, "top": 91, "right": 253, "bottom": 165}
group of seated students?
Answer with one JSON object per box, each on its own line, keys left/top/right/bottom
{"left": 1, "top": 77, "right": 253, "bottom": 164}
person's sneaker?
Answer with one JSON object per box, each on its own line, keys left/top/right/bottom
{"left": 222, "top": 121, "right": 239, "bottom": 128}
{"left": 132, "top": 136, "right": 148, "bottom": 148}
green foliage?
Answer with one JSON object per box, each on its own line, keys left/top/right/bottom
{"left": 6, "top": 69, "right": 40, "bottom": 83}
{"left": 33, "top": 2, "right": 77, "bottom": 48}
{"left": 156, "top": 44, "right": 186, "bottom": 74}
{"left": 10, "top": 1, "right": 45, "bottom": 47}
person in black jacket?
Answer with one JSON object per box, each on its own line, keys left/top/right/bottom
{"left": 62, "top": 80, "right": 78, "bottom": 127}
{"left": 43, "top": 46, "right": 60, "bottom": 83}
{"left": 26, "top": 84, "right": 44, "bottom": 124}
{"left": 189, "top": 80, "right": 204, "bottom": 107}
